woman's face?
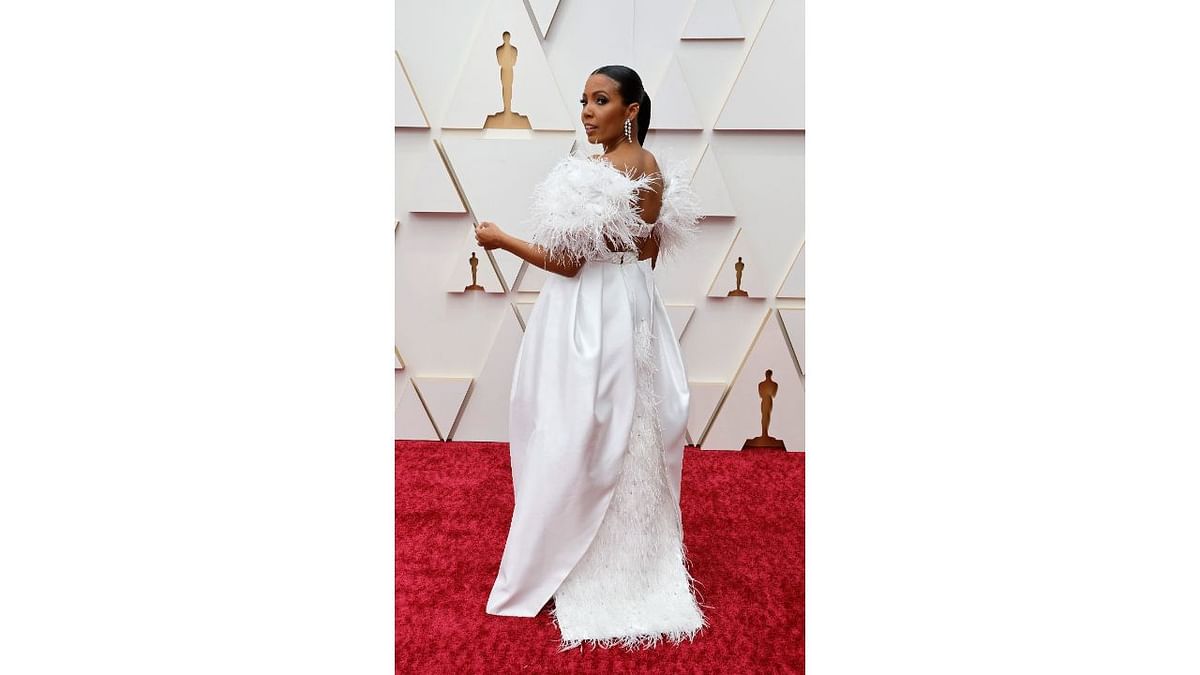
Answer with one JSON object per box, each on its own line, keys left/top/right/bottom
{"left": 580, "top": 74, "right": 636, "bottom": 148}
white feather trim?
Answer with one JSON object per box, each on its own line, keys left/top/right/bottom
{"left": 526, "top": 152, "right": 703, "bottom": 267}
{"left": 527, "top": 153, "right": 653, "bottom": 266}
{"left": 652, "top": 158, "right": 703, "bottom": 265}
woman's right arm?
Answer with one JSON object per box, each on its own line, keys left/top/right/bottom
{"left": 476, "top": 220, "right": 584, "bottom": 278}
{"left": 500, "top": 232, "right": 586, "bottom": 278}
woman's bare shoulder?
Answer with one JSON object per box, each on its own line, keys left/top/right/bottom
{"left": 606, "top": 149, "right": 660, "bottom": 182}
{"left": 639, "top": 151, "right": 663, "bottom": 192}
{"left": 641, "top": 149, "right": 660, "bottom": 174}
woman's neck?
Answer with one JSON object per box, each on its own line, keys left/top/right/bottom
{"left": 602, "top": 138, "right": 639, "bottom": 155}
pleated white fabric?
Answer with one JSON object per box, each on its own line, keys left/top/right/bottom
{"left": 485, "top": 153, "right": 704, "bottom": 648}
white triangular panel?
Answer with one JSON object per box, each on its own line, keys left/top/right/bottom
{"left": 686, "top": 381, "right": 727, "bottom": 447}
{"left": 643, "top": 132, "right": 707, "bottom": 180}
{"left": 513, "top": 261, "right": 548, "bottom": 292}
{"left": 777, "top": 241, "right": 805, "bottom": 298}
{"left": 439, "top": 133, "right": 575, "bottom": 289}
{"left": 682, "top": 0, "right": 745, "bottom": 40}
{"left": 409, "top": 141, "right": 466, "bottom": 213}
{"left": 442, "top": 0, "right": 573, "bottom": 130}
{"left": 529, "top": 0, "right": 562, "bottom": 39}
{"left": 716, "top": 0, "right": 804, "bottom": 129}
{"left": 692, "top": 144, "right": 737, "bottom": 217}
{"left": 395, "top": 52, "right": 429, "bottom": 128}
{"left": 650, "top": 56, "right": 704, "bottom": 130}
{"left": 707, "top": 227, "right": 769, "bottom": 298}
{"left": 412, "top": 377, "right": 472, "bottom": 441}
{"left": 703, "top": 310, "right": 804, "bottom": 451}
{"left": 664, "top": 305, "right": 695, "bottom": 342}
{"left": 452, "top": 306, "right": 525, "bottom": 441}
{"left": 396, "top": 377, "right": 439, "bottom": 440}
{"left": 653, "top": 213, "right": 735, "bottom": 304}
{"left": 676, "top": 41, "right": 751, "bottom": 128}
{"left": 445, "top": 226, "right": 506, "bottom": 294}
{"left": 514, "top": 300, "right": 537, "bottom": 327}
{"left": 778, "top": 307, "right": 805, "bottom": 376}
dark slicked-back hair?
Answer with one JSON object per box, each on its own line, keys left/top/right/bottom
{"left": 591, "top": 65, "right": 652, "bottom": 145}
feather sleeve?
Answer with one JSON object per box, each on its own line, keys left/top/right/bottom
{"left": 651, "top": 158, "right": 703, "bottom": 264}
{"left": 527, "top": 154, "right": 655, "bottom": 266}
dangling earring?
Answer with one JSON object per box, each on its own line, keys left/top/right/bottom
{"left": 623, "top": 118, "right": 633, "bottom": 143}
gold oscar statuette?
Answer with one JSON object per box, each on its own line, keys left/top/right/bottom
{"left": 727, "top": 256, "right": 749, "bottom": 297}
{"left": 464, "top": 251, "right": 485, "bottom": 292}
{"left": 743, "top": 369, "right": 786, "bottom": 450}
{"left": 483, "top": 31, "right": 532, "bottom": 129}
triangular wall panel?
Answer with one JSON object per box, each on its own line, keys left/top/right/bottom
{"left": 682, "top": 0, "right": 745, "bottom": 40}
{"left": 396, "top": 377, "right": 439, "bottom": 440}
{"left": 702, "top": 309, "right": 803, "bottom": 451}
{"left": 528, "top": 0, "right": 563, "bottom": 39}
{"left": 442, "top": 0, "right": 573, "bottom": 130}
{"left": 514, "top": 300, "right": 537, "bottom": 327}
{"left": 409, "top": 141, "right": 466, "bottom": 213}
{"left": 411, "top": 377, "right": 473, "bottom": 441}
{"left": 445, "top": 226, "right": 507, "bottom": 294}
{"left": 691, "top": 143, "right": 737, "bottom": 217}
{"left": 776, "top": 241, "right": 805, "bottom": 298}
{"left": 650, "top": 56, "right": 705, "bottom": 130}
{"left": 686, "top": 381, "right": 728, "bottom": 447}
{"left": 395, "top": 51, "right": 430, "bottom": 128}
{"left": 451, "top": 305, "right": 525, "bottom": 441}
{"left": 707, "top": 227, "right": 770, "bottom": 298}
{"left": 643, "top": 131, "right": 707, "bottom": 181}
{"left": 439, "top": 133, "right": 575, "bottom": 289}
{"left": 777, "top": 307, "right": 805, "bottom": 376}
{"left": 716, "top": 0, "right": 804, "bottom": 129}
{"left": 664, "top": 305, "right": 696, "bottom": 342}
{"left": 676, "top": 44, "right": 744, "bottom": 128}
{"left": 652, "top": 214, "right": 735, "bottom": 305}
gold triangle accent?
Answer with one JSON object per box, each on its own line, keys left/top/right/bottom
{"left": 395, "top": 50, "right": 430, "bottom": 127}
{"left": 408, "top": 379, "right": 443, "bottom": 441}
{"left": 698, "top": 386, "right": 732, "bottom": 448}
{"left": 446, "top": 380, "right": 474, "bottom": 441}
{"left": 775, "top": 240, "right": 805, "bottom": 298}
{"left": 713, "top": 0, "right": 775, "bottom": 128}
{"left": 510, "top": 300, "right": 526, "bottom": 332}
{"left": 776, "top": 308, "right": 804, "bottom": 382}
{"left": 433, "top": 137, "right": 510, "bottom": 294}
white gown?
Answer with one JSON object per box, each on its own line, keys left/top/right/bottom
{"left": 485, "top": 152, "right": 706, "bottom": 648}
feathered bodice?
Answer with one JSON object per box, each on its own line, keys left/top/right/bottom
{"left": 527, "top": 152, "right": 703, "bottom": 266}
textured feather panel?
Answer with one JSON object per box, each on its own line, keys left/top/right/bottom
{"left": 527, "top": 153, "right": 655, "bottom": 266}
{"left": 550, "top": 315, "right": 707, "bottom": 650}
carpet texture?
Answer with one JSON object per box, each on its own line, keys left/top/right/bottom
{"left": 395, "top": 440, "right": 804, "bottom": 674}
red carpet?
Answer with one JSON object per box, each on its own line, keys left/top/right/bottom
{"left": 395, "top": 440, "right": 804, "bottom": 674}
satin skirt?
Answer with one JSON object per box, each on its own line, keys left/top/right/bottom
{"left": 485, "top": 251, "right": 704, "bottom": 646}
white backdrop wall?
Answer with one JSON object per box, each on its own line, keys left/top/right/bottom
{"left": 396, "top": 0, "right": 804, "bottom": 450}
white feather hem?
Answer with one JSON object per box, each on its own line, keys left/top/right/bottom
{"left": 548, "top": 314, "right": 708, "bottom": 651}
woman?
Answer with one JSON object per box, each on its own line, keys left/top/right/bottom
{"left": 473, "top": 65, "right": 705, "bottom": 649}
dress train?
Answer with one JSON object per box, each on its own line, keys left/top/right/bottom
{"left": 549, "top": 299, "right": 706, "bottom": 649}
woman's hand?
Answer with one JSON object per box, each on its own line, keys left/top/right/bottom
{"left": 475, "top": 221, "right": 507, "bottom": 251}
